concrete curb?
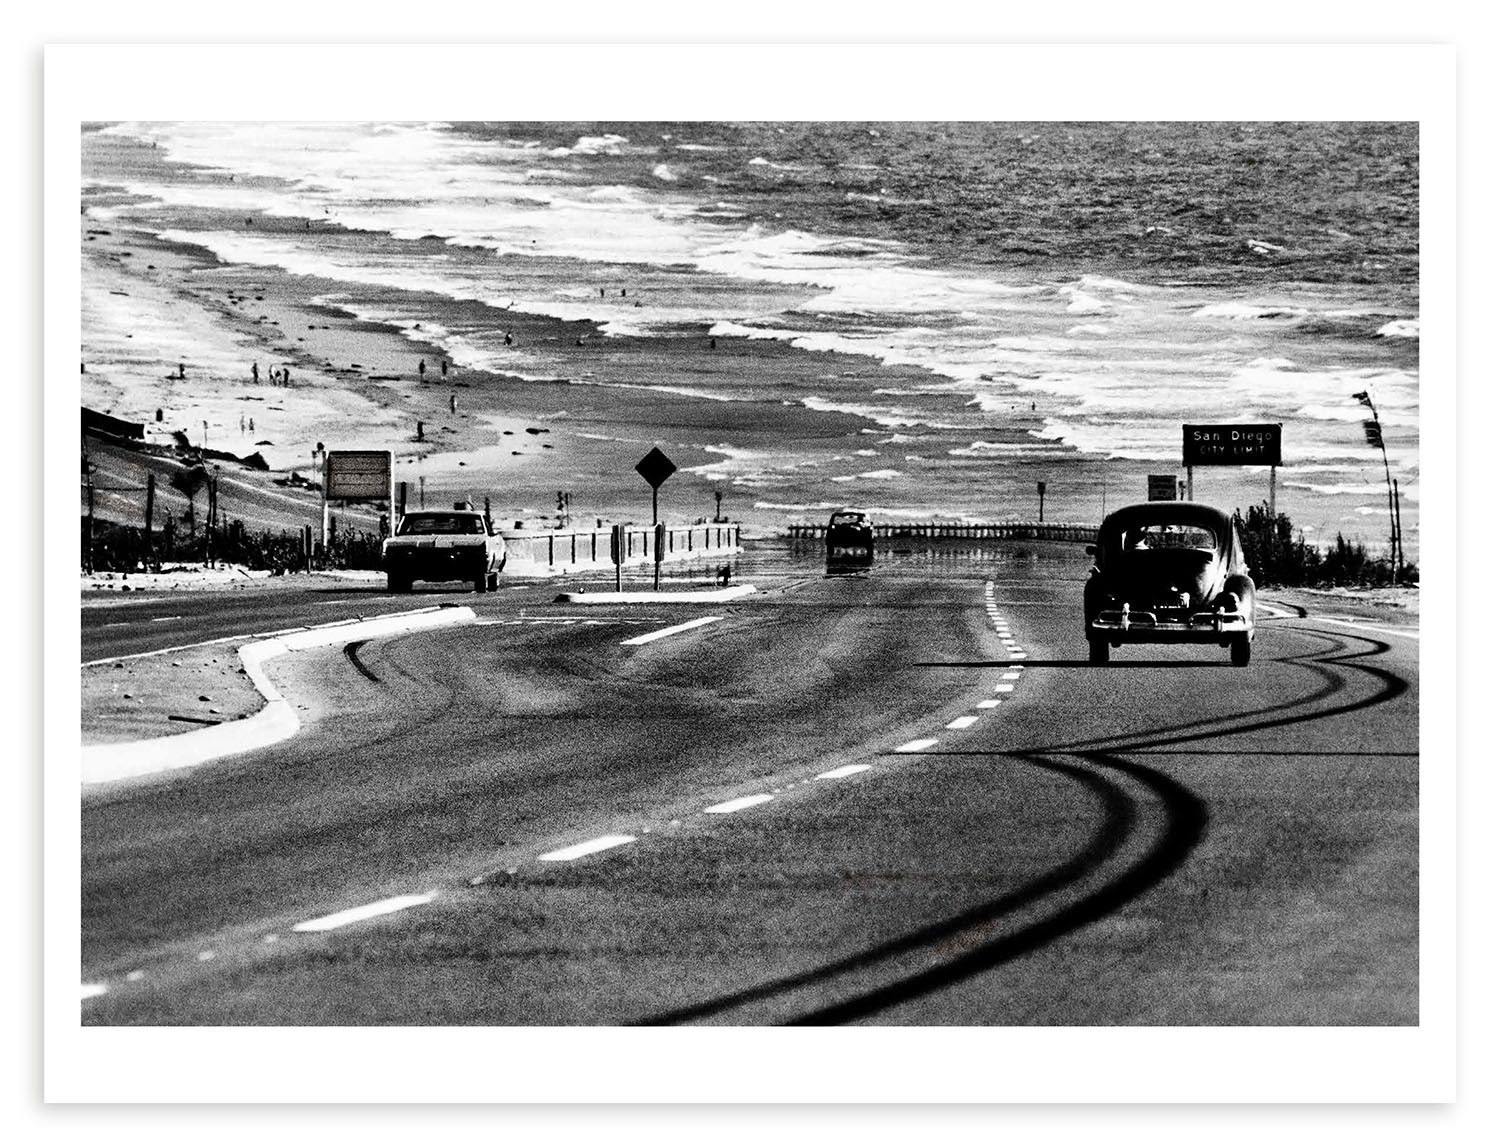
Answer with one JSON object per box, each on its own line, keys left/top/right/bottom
{"left": 81, "top": 607, "right": 477, "bottom": 789}
{"left": 553, "top": 586, "right": 758, "bottom": 605}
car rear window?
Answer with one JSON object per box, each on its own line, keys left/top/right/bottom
{"left": 397, "top": 515, "right": 483, "bottom": 535}
{"left": 1118, "top": 523, "right": 1217, "bottom": 551}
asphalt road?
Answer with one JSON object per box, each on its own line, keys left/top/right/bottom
{"left": 80, "top": 540, "right": 1419, "bottom": 1025}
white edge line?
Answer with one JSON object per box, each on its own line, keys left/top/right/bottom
{"left": 82, "top": 608, "right": 477, "bottom": 788}
{"left": 291, "top": 892, "right": 436, "bottom": 933}
{"left": 81, "top": 983, "right": 108, "bottom": 1001}
{"left": 538, "top": 834, "right": 638, "bottom": 861}
{"left": 621, "top": 615, "right": 724, "bottom": 646}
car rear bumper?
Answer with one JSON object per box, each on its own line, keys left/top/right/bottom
{"left": 1088, "top": 609, "right": 1252, "bottom": 644}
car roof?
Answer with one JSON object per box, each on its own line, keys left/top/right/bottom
{"left": 1099, "top": 501, "right": 1234, "bottom": 534}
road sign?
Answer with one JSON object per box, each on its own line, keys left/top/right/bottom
{"left": 1147, "top": 474, "right": 1177, "bottom": 501}
{"left": 1182, "top": 424, "right": 1282, "bottom": 467}
{"left": 1364, "top": 419, "right": 1384, "bottom": 448}
{"left": 325, "top": 450, "right": 394, "bottom": 499}
{"left": 635, "top": 447, "right": 677, "bottom": 490}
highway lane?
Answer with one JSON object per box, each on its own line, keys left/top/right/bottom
{"left": 80, "top": 541, "right": 1418, "bottom": 1025}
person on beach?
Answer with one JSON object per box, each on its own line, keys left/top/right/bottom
{"left": 504, "top": 333, "right": 513, "bottom": 345}
{"left": 252, "top": 362, "right": 259, "bottom": 384}
{"left": 450, "top": 394, "right": 457, "bottom": 414}
{"left": 284, "top": 366, "right": 292, "bottom": 386}
{"left": 177, "top": 363, "right": 186, "bottom": 379}
{"left": 418, "top": 359, "right": 426, "bottom": 381}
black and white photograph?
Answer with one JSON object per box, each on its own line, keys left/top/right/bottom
{"left": 39, "top": 37, "right": 1462, "bottom": 1110}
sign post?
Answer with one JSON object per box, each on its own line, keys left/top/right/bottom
{"left": 1037, "top": 480, "right": 1046, "bottom": 523}
{"left": 634, "top": 447, "right": 677, "bottom": 589}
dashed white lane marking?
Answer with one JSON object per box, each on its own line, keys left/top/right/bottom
{"left": 817, "top": 764, "right": 872, "bottom": 780}
{"left": 996, "top": 683, "right": 1015, "bottom": 693}
{"left": 705, "top": 793, "right": 775, "bottom": 814}
{"left": 292, "top": 893, "right": 436, "bottom": 933}
{"left": 1002, "top": 671, "right": 1022, "bottom": 680}
{"left": 81, "top": 983, "right": 107, "bottom": 1000}
{"left": 946, "top": 715, "right": 979, "bottom": 730}
{"left": 621, "top": 616, "right": 724, "bottom": 646}
{"left": 976, "top": 700, "right": 1001, "bottom": 709}
{"left": 895, "top": 738, "right": 939, "bottom": 753}
{"left": 538, "top": 834, "right": 637, "bottom": 862}
{"left": 1010, "top": 652, "right": 1028, "bottom": 660}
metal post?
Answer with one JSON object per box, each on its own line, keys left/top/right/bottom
{"left": 1393, "top": 478, "right": 1405, "bottom": 576}
{"left": 85, "top": 469, "right": 95, "bottom": 574}
{"left": 1186, "top": 466, "right": 1194, "bottom": 501}
{"left": 1269, "top": 465, "right": 1277, "bottom": 519}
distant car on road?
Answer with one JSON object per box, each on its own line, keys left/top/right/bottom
{"left": 1084, "top": 501, "right": 1256, "bottom": 666}
{"left": 381, "top": 508, "right": 507, "bottom": 594}
{"left": 826, "top": 509, "right": 875, "bottom": 568}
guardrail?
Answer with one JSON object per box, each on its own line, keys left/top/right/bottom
{"left": 501, "top": 522, "right": 742, "bottom": 575}
{"left": 788, "top": 521, "right": 1098, "bottom": 544}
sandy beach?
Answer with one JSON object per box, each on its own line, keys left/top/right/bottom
{"left": 80, "top": 122, "right": 1420, "bottom": 552}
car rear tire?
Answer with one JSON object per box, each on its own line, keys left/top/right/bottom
{"left": 486, "top": 569, "right": 499, "bottom": 591}
{"left": 1088, "top": 638, "right": 1109, "bottom": 665}
{"left": 473, "top": 572, "right": 488, "bottom": 594}
{"left": 1230, "top": 634, "right": 1251, "bottom": 667}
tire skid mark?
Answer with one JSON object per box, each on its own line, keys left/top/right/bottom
{"left": 635, "top": 753, "right": 1146, "bottom": 1027}
{"left": 781, "top": 751, "right": 1205, "bottom": 1026}
{"left": 343, "top": 640, "right": 381, "bottom": 683}
{"left": 1042, "top": 628, "right": 1370, "bottom": 755}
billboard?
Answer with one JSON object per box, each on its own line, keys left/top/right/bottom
{"left": 1182, "top": 424, "right": 1282, "bottom": 467}
{"left": 324, "top": 450, "right": 393, "bottom": 500}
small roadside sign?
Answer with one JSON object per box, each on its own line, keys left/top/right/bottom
{"left": 635, "top": 447, "right": 677, "bottom": 490}
{"left": 1147, "top": 474, "right": 1177, "bottom": 501}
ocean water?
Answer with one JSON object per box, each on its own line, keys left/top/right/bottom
{"left": 82, "top": 121, "right": 1420, "bottom": 554}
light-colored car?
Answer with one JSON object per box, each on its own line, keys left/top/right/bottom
{"left": 381, "top": 509, "right": 507, "bottom": 593}
{"left": 1084, "top": 502, "right": 1256, "bottom": 666}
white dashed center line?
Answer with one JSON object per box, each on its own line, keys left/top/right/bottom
{"left": 976, "top": 700, "right": 1001, "bottom": 709}
{"left": 705, "top": 794, "right": 775, "bottom": 814}
{"left": 538, "top": 834, "right": 637, "bottom": 862}
{"left": 621, "top": 616, "right": 723, "bottom": 646}
{"left": 292, "top": 893, "right": 436, "bottom": 933}
{"left": 946, "top": 715, "right": 979, "bottom": 730}
{"left": 81, "top": 983, "right": 107, "bottom": 1001}
{"left": 995, "top": 683, "right": 1015, "bottom": 692}
{"left": 895, "top": 738, "right": 939, "bottom": 753}
{"left": 817, "top": 764, "right": 872, "bottom": 780}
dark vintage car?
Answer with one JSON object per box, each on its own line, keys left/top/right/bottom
{"left": 1084, "top": 502, "right": 1256, "bottom": 666}
{"left": 826, "top": 509, "right": 875, "bottom": 567}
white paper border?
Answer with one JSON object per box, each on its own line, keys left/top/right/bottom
{"left": 43, "top": 41, "right": 1457, "bottom": 1105}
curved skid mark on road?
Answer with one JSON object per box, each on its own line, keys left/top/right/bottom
{"left": 781, "top": 751, "right": 1207, "bottom": 1026}
{"left": 343, "top": 640, "right": 381, "bottom": 683}
{"left": 635, "top": 754, "right": 1143, "bottom": 1027}
{"left": 1041, "top": 628, "right": 1383, "bottom": 756}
